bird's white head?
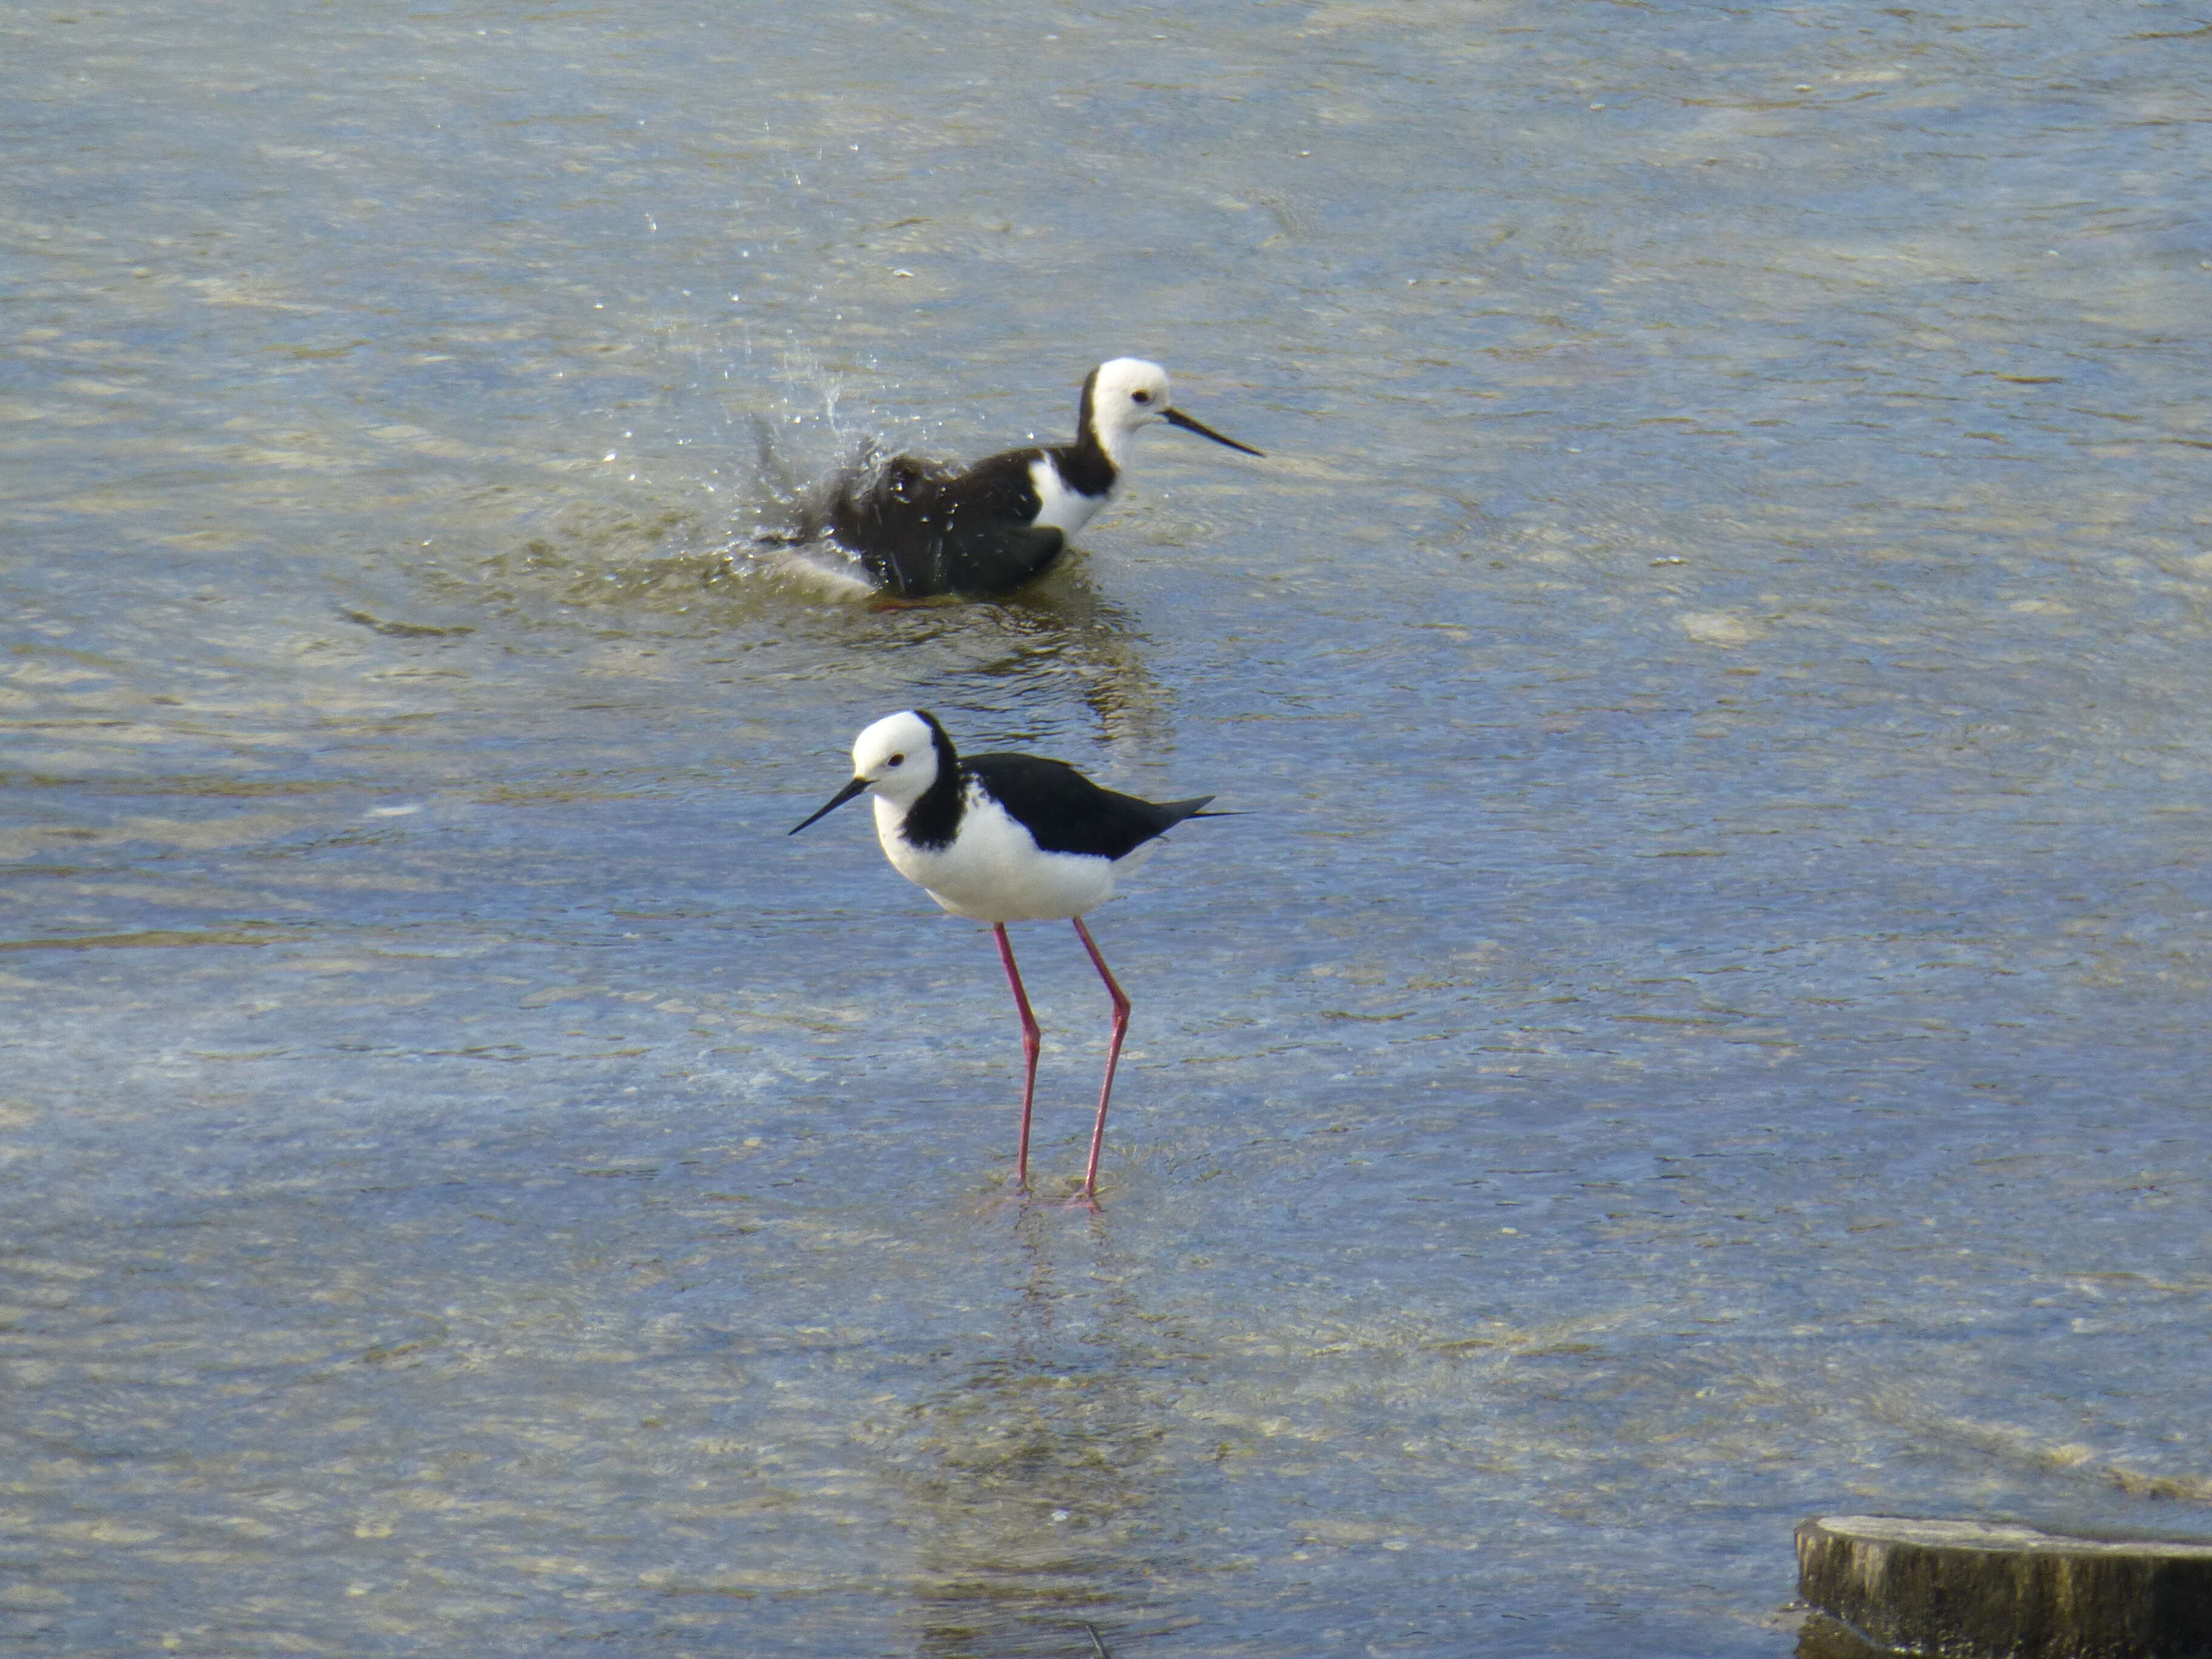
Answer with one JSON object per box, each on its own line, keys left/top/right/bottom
{"left": 1082, "top": 357, "right": 1263, "bottom": 466}
{"left": 849, "top": 709, "right": 943, "bottom": 806}
{"left": 1084, "top": 358, "right": 1173, "bottom": 462}
{"left": 788, "top": 709, "right": 950, "bottom": 836}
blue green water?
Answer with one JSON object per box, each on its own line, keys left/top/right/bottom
{"left": 5, "top": 2, "right": 2211, "bottom": 1654}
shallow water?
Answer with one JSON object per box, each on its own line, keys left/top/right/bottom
{"left": 7, "top": 2, "right": 2212, "bottom": 1654}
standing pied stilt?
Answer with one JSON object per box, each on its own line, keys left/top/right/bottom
{"left": 789, "top": 709, "right": 1228, "bottom": 1206}
{"left": 777, "top": 359, "right": 1262, "bottom": 599}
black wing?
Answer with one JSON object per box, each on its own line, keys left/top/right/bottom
{"left": 828, "top": 447, "right": 1065, "bottom": 597}
{"left": 967, "top": 754, "right": 1215, "bottom": 861}
{"left": 949, "top": 448, "right": 1050, "bottom": 525}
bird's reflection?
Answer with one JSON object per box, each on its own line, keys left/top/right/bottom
{"left": 742, "top": 551, "right": 1178, "bottom": 759}
{"left": 941, "top": 575, "right": 1178, "bottom": 766}
{"left": 897, "top": 1210, "right": 1193, "bottom": 1659}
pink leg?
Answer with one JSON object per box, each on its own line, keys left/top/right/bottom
{"left": 1070, "top": 916, "right": 1131, "bottom": 1207}
{"left": 993, "top": 923, "right": 1042, "bottom": 1189}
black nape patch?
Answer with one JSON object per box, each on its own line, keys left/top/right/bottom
{"left": 897, "top": 710, "right": 966, "bottom": 851}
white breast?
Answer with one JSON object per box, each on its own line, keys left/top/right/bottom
{"left": 875, "top": 785, "right": 1120, "bottom": 923}
{"left": 1027, "top": 456, "right": 1110, "bottom": 538}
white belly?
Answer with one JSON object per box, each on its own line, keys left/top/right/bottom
{"left": 874, "top": 788, "right": 1122, "bottom": 923}
{"left": 1027, "top": 457, "right": 1110, "bottom": 539}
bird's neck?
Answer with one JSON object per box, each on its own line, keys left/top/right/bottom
{"left": 1050, "top": 427, "right": 1120, "bottom": 498}
{"left": 891, "top": 765, "right": 965, "bottom": 852}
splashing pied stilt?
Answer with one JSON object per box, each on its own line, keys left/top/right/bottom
{"left": 772, "top": 359, "right": 1262, "bottom": 599}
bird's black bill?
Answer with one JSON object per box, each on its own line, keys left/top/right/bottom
{"left": 789, "top": 775, "right": 869, "bottom": 835}
{"left": 1164, "top": 407, "right": 1264, "bottom": 457}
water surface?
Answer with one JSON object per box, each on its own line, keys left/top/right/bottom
{"left": 6, "top": 2, "right": 2212, "bottom": 1654}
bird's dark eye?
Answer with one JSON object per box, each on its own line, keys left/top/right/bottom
{"left": 886, "top": 754, "right": 905, "bottom": 766}
{"left": 1131, "top": 389, "right": 1151, "bottom": 404}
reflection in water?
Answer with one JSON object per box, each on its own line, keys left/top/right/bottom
{"left": 901, "top": 1213, "right": 1187, "bottom": 1659}
{"left": 943, "top": 578, "right": 1177, "bottom": 761}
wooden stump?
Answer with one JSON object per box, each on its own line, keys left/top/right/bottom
{"left": 1795, "top": 1515, "right": 2212, "bottom": 1659}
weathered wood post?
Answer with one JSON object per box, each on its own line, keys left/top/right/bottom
{"left": 1796, "top": 1515, "right": 2212, "bottom": 1659}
